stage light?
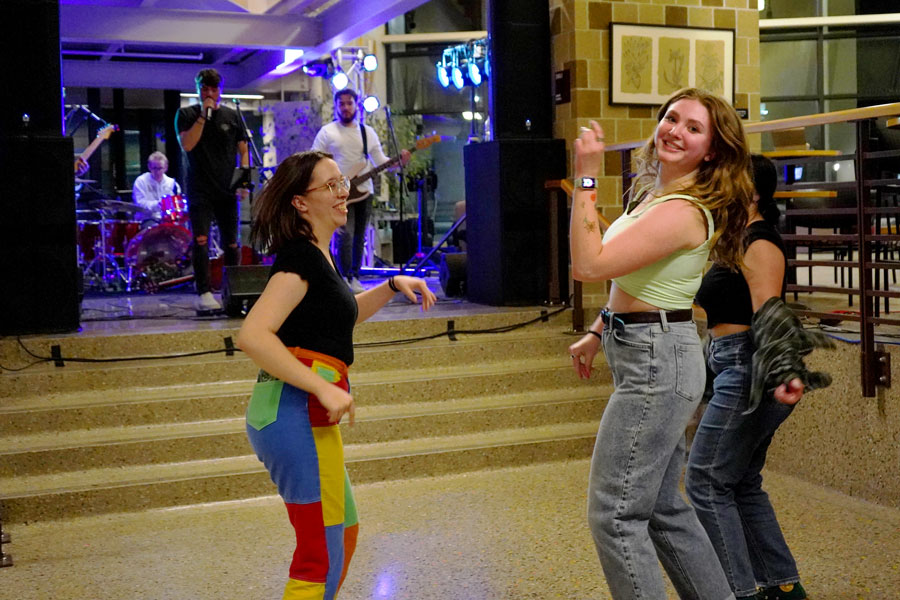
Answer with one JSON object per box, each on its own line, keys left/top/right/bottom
{"left": 451, "top": 65, "right": 466, "bottom": 89}
{"left": 363, "top": 95, "right": 380, "bottom": 113}
{"left": 436, "top": 63, "right": 451, "bottom": 88}
{"left": 467, "top": 61, "right": 482, "bottom": 86}
{"left": 462, "top": 111, "right": 474, "bottom": 121}
{"left": 362, "top": 54, "right": 378, "bottom": 72}
{"left": 331, "top": 71, "right": 349, "bottom": 90}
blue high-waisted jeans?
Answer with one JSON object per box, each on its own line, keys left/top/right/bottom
{"left": 685, "top": 331, "right": 799, "bottom": 597}
{"left": 589, "top": 316, "right": 734, "bottom": 600}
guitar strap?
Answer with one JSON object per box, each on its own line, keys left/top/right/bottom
{"left": 359, "top": 121, "right": 369, "bottom": 162}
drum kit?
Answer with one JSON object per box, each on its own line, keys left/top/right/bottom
{"left": 76, "top": 194, "right": 221, "bottom": 292}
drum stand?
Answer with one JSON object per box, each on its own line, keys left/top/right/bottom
{"left": 80, "top": 212, "right": 130, "bottom": 292}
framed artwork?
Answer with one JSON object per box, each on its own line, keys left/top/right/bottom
{"left": 609, "top": 23, "right": 734, "bottom": 106}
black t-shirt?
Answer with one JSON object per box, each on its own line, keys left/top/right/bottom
{"left": 270, "top": 238, "right": 359, "bottom": 366}
{"left": 695, "top": 220, "right": 787, "bottom": 328}
{"left": 175, "top": 104, "right": 247, "bottom": 198}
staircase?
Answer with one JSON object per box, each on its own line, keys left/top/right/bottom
{"left": 0, "top": 308, "right": 609, "bottom": 523}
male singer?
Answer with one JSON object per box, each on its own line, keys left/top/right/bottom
{"left": 176, "top": 68, "right": 249, "bottom": 312}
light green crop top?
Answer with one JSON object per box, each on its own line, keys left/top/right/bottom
{"left": 602, "top": 193, "right": 714, "bottom": 310}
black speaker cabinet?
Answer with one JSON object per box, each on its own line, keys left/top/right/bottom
{"left": 0, "top": 134, "right": 79, "bottom": 334}
{"left": 222, "top": 265, "right": 270, "bottom": 317}
{"left": 3, "top": 0, "right": 63, "bottom": 135}
{"left": 463, "top": 139, "right": 567, "bottom": 306}
{"left": 487, "top": 0, "right": 553, "bottom": 140}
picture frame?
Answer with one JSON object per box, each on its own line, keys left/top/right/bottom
{"left": 609, "top": 22, "right": 735, "bottom": 106}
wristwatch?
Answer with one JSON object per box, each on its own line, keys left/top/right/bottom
{"left": 577, "top": 176, "right": 597, "bottom": 190}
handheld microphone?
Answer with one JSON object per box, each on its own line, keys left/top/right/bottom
{"left": 205, "top": 105, "right": 213, "bottom": 120}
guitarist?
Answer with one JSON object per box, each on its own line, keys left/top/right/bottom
{"left": 311, "top": 89, "right": 409, "bottom": 293}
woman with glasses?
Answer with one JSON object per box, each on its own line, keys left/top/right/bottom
{"left": 236, "top": 150, "right": 435, "bottom": 600}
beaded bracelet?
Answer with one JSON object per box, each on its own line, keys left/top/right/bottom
{"left": 388, "top": 276, "right": 399, "bottom": 293}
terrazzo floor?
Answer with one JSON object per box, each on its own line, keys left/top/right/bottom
{"left": 3, "top": 459, "right": 899, "bottom": 600}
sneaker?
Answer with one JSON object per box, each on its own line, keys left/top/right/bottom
{"left": 761, "top": 582, "right": 807, "bottom": 600}
{"left": 347, "top": 277, "right": 365, "bottom": 294}
{"left": 195, "top": 291, "right": 222, "bottom": 312}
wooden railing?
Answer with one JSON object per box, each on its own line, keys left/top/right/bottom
{"left": 594, "top": 102, "right": 900, "bottom": 396}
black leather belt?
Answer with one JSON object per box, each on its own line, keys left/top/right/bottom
{"left": 600, "top": 307, "right": 694, "bottom": 325}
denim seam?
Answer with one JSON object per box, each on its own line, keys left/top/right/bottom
{"left": 613, "top": 385, "right": 652, "bottom": 599}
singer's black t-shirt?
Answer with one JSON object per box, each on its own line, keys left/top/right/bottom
{"left": 175, "top": 104, "right": 247, "bottom": 200}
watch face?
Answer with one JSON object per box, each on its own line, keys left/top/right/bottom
{"left": 580, "top": 177, "right": 596, "bottom": 188}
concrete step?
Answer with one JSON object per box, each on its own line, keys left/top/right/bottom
{"left": 1, "top": 354, "right": 600, "bottom": 435}
{"left": 0, "top": 327, "right": 578, "bottom": 398}
{"left": 1, "top": 420, "right": 601, "bottom": 523}
{"left": 0, "top": 386, "right": 609, "bottom": 477}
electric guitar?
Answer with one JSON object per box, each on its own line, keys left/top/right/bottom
{"left": 79, "top": 123, "right": 118, "bottom": 163}
{"left": 346, "top": 134, "right": 443, "bottom": 204}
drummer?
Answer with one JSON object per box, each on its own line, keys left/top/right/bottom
{"left": 132, "top": 151, "right": 181, "bottom": 221}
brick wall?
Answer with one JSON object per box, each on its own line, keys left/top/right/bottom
{"left": 550, "top": 0, "right": 760, "bottom": 213}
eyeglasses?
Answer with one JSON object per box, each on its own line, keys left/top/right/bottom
{"left": 305, "top": 176, "right": 351, "bottom": 196}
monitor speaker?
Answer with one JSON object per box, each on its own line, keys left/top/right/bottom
{"left": 222, "top": 265, "right": 269, "bottom": 317}
{"left": 439, "top": 252, "right": 467, "bottom": 298}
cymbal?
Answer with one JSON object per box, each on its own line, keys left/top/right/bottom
{"left": 89, "top": 199, "right": 143, "bottom": 214}
{"left": 75, "top": 178, "right": 97, "bottom": 183}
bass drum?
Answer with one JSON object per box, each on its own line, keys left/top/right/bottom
{"left": 125, "top": 223, "right": 192, "bottom": 290}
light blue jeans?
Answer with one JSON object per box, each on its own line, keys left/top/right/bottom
{"left": 589, "top": 317, "right": 734, "bottom": 600}
{"left": 685, "top": 331, "right": 799, "bottom": 597}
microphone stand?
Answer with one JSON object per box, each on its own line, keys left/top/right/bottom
{"left": 383, "top": 105, "right": 406, "bottom": 220}
{"left": 232, "top": 98, "right": 270, "bottom": 188}
{"left": 383, "top": 105, "right": 411, "bottom": 272}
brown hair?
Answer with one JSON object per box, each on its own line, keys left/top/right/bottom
{"left": 249, "top": 151, "right": 332, "bottom": 254}
{"left": 631, "top": 88, "right": 753, "bottom": 269}
{"left": 194, "top": 68, "right": 222, "bottom": 89}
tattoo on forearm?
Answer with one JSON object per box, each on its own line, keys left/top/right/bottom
{"left": 582, "top": 217, "right": 596, "bottom": 233}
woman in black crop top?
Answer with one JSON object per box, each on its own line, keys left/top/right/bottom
{"left": 235, "top": 151, "right": 435, "bottom": 600}
{"left": 687, "top": 155, "right": 808, "bottom": 600}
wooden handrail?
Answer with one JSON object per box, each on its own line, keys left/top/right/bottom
{"left": 605, "top": 101, "right": 900, "bottom": 151}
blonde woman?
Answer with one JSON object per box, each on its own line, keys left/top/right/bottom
{"left": 569, "top": 88, "right": 753, "bottom": 600}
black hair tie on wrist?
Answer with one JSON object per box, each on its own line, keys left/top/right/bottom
{"left": 388, "top": 276, "right": 399, "bottom": 293}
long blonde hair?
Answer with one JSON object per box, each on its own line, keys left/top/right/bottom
{"left": 631, "top": 88, "right": 753, "bottom": 269}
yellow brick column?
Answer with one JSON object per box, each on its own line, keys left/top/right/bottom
{"left": 550, "top": 0, "right": 761, "bottom": 218}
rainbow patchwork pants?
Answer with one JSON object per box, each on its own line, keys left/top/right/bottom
{"left": 246, "top": 348, "right": 359, "bottom": 600}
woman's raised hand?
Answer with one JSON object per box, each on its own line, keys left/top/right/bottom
{"left": 574, "top": 120, "right": 606, "bottom": 177}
